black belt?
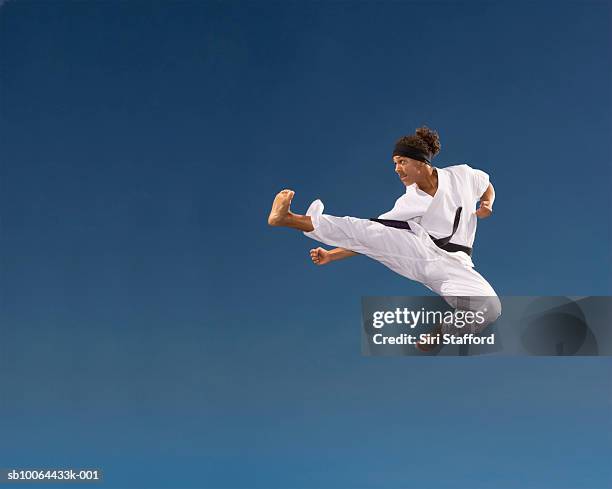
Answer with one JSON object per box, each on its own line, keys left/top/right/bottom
{"left": 370, "top": 207, "right": 473, "bottom": 257}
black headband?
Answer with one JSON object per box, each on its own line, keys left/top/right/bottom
{"left": 392, "top": 144, "right": 432, "bottom": 164}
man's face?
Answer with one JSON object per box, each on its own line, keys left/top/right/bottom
{"left": 393, "top": 155, "right": 421, "bottom": 186}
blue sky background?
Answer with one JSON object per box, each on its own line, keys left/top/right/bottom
{"left": 1, "top": 1, "right": 611, "bottom": 488}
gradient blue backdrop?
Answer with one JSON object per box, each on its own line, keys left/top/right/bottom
{"left": 1, "top": 1, "right": 611, "bottom": 488}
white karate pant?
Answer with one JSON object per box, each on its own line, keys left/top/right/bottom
{"left": 303, "top": 200, "right": 501, "bottom": 333}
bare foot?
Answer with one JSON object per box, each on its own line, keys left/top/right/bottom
{"left": 268, "top": 189, "right": 295, "bottom": 226}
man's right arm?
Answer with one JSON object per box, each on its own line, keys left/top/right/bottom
{"left": 328, "top": 248, "right": 359, "bottom": 260}
{"left": 310, "top": 247, "right": 358, "bottom": 266}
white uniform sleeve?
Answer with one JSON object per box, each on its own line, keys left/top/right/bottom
{"left": 378, "top": 186, "right": 433, "bottom": 221}
{"left": 471, "top": 167, "right": 490, "bottom": 199}
{"left": 377, "top": 196, "right": 405, "bottom": 219}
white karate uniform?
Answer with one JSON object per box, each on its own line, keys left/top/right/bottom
{"left": 304, "top": 164, "right": 501, "bottom": 332}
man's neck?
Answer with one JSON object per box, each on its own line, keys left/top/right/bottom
{"left": 417, "top": 168, "right": 438, "bottom": 197}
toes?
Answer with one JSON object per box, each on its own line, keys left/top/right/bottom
{"left": 276, "top": 189, "right": 294, "bottom": 200}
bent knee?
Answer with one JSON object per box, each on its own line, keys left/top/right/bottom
{"left": 482, "top": 296, "right": 502, "bottom": 325}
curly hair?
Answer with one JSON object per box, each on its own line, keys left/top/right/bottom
{"left": 395, "top": 126, "right": 441, "bottom": 159}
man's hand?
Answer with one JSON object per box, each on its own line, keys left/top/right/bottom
{"left": 310, "top": 247, "right": 332, "bottom": 266}
{"left": 476, "top": 200, "right": 493, "bottom": 219}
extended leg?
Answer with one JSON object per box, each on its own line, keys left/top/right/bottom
{"left": 300, "top": 197, "right": 447, "bottom": 285}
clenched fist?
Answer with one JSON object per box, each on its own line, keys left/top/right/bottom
{"left": 476, "top": 200, "right": 493, "bottom": 219}
{"left": 310, "top": 247, "right": 332, "bottom": 266}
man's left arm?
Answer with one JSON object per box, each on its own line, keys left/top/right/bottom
{"left": 476, "top": 182, "right": 495, "bottom": 219}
